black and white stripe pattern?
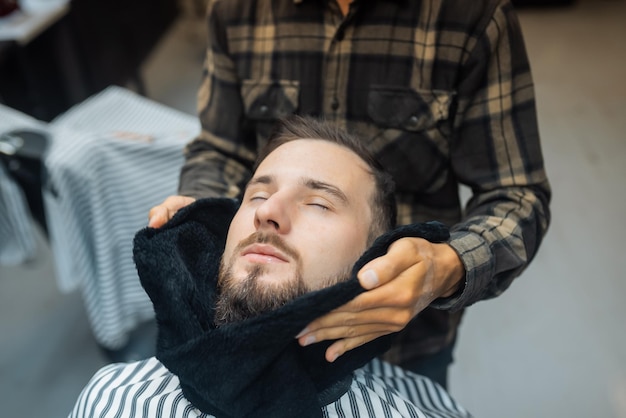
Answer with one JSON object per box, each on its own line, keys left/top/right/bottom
{"left": 0, "top": 104, "right": 48, "bottom": 266}
{"left": 360, "top": 361, "right": 469, "bottom": 418}
{"left": 69, "top": 358, "right": 473, "bottom": 418}
{"left": 43, "top": 87, "right": 200, "bottom": 349}
{"left": 0, "top": 162, "right": 37, "bottom": 265}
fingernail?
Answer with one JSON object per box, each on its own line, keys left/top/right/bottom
{"left": 295, "top": 327, "right": 309, "bottom": 339}
{"left": 302, "top": 335, "right": 316, "bottom": 346}
{"left": 328, "top": 351, "right": 339, "bottom": 362}
{"left": 361, "top": 269, "right": 379, "bottom": 289}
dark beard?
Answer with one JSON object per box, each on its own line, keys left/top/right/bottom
{"left": 213, "top": 231, "right": 353, "bottom": 326}
{"left": 213, "top": 262, "right": 307, "bottom": 326}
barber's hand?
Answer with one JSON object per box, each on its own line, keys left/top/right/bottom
{"left": 148, "top": 195, "right": 196, "bottom": 228}
{"left": 296, "top": 237, "right": 465, "bottom": 362}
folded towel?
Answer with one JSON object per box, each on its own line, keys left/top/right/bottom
{"left": 133, "top": 198, "right": 449, "bottom": 418}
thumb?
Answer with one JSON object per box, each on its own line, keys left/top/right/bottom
{"left": 356, "top": 238, "right": 417, "bottom": 290}
{"left": 357, "top": 267, "right": 380, "bottom": 290}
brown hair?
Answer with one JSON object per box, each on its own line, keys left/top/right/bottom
{"left": 255, "top": 115, "right": 396, "bottom": 243}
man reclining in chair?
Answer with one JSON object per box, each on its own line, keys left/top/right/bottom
{"left": 68, "top": 115, "right": 472, "bottom": 418}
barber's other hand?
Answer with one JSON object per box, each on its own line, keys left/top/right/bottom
{"left": 296, "top": 237, "right": 464, "bottom": 362}
{"left": 148, "top": 195, "right": 196, "bottom": 228}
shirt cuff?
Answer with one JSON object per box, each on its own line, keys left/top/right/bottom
{"left": 429, "top": 230, "right": 494, "bottom": 311}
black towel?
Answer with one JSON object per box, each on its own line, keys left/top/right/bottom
{"left": 133, "top": 198, "right": 449, "bottom": 418}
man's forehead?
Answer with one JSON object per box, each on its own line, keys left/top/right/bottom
{"left": 252, "top": 140, "right": 372, "bottom": 191}
{"left": 259, "top": 139, "right": 366, "bottom": 168}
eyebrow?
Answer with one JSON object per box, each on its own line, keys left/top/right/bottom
{"left": 302, "top": 178, "right": 349, "bottom": 205}
{"left": 245, "top": 175, "right": 350, "bottom": 205}
{"left": 246, "top": 175, "right": 273, "bottom": 188}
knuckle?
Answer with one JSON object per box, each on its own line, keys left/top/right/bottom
{"left": 348, "top": 299, "right": 363, "bottom": 312}
{"left": 392, "top": 310, "right": 412, "bottom": 328}
{"left": 342, "top": 338, "right": 362, "bottom": 353}
{"left": 395, "top": 291, "right": 415, "bottom": 307}
{"left": 342, "top": 313, "right": 357, "bottom": 327}
{"left": 376, "top": 258, "right": 394, "bottom": 273}
{"left": 345, "top": 326, "right": 358, "bottom": 338}
{"left": 392, "top": 323, "right": 405, "bottom": 332}
{"left": 397, "top": 237, "right": 421, "bottom": 254}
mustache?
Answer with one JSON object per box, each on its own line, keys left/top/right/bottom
{"left": 235, "top": 231, "right": 301, "bottom": 263}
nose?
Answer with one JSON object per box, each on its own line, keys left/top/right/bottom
{"left": 253, "top": 194, "right": 291, "bottom": 233}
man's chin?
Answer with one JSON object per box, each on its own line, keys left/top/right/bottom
{"left": 214, "top": 267, "right": 307, "bottom": 326}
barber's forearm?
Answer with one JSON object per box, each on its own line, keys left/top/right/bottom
{"left": 435, "top": 242, "right": 466, "bottom": 298}
{"left": 180, "top": 55, "right": 253, "bottom": 198}
{"left": 180, "top": 1, "right": 254, "bottom": 199}
{"left": 178, "top": 160, "right": 231, "bottom": 199}
{"left": 179, "top": 140, "right": 252, "bottom": 200}
{"left": 432, "top": 184, "right": 551, "bottom": 310}
{"left": 182, "top": 75, "right": 252, "bottom": 199}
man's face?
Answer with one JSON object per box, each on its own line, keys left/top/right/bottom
{"left": 215, "top": 139, "right": 376, "bottom": 324}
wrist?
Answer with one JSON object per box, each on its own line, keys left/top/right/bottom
{"left": 436, "top": 243, "right": 466, "bottom": 297}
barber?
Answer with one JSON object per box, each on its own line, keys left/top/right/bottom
{"left": 148, "top": 0, "right": 551, "bottom": 388}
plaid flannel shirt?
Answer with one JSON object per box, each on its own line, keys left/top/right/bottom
{"left": 179, "top": 0, "right": 551, "bottom": 362}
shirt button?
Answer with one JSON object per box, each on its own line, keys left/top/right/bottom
{"left": 408, "top": 115, "right": 419, "bottom": 126}
{"left": 331, "top": 98, "right": 340, "bottom": 111}
{"left": 259, "top": 105, "right": 269, "bottom": 114}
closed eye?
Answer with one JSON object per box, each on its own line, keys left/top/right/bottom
{"left": 246, "top": 189, "right": 270, "bottom": 203}
{"left": 308, "top": 203, "right": 329, "bottom": 211}
{"left": 249, "top": 195, "right": 268, "bottom": 203}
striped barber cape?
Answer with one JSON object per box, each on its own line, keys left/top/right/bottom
{"left": 68, "top": 358, "right": 473, "bottom": 418}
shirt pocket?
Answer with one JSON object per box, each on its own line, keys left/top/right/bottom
{"left": 241, "top": 79, "right": 300, "bottom": 152}
{"left": 367, "top": 86, "right": 455, "bottom": 194}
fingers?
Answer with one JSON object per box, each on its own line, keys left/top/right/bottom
{"left": 299, "top": 322, "right": 397, "bottom": 363}
{"left": 312, "top": 278, "right": 420, "bottom": 319}
{"left": 297, "top": 308, "right": 410, "bottom": 346}
{"left": 297, "top": 252, "right": 437, "bottom": 362}
{"left": 357, "top": 238, "right": 425, "bottom": 290}
{"left": 296, "top": 303, "right": 416, "bottom": 362}
{"left": 324, "top": 332, "right": 388, "bottom": 362}
{"left": 147, "top": 206, "right": 168, "bottom": 228}
{"left": 296, "top": 293, "right": 418, "bottom": 363}
{"left": 296, "top": 238, "right": 443, "bottom": 363}
{"left": 147, "top": 195, "right": 196, "bottom": 228}
{"left": 300, "top": 266, "right": 429, "bottom": 336}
